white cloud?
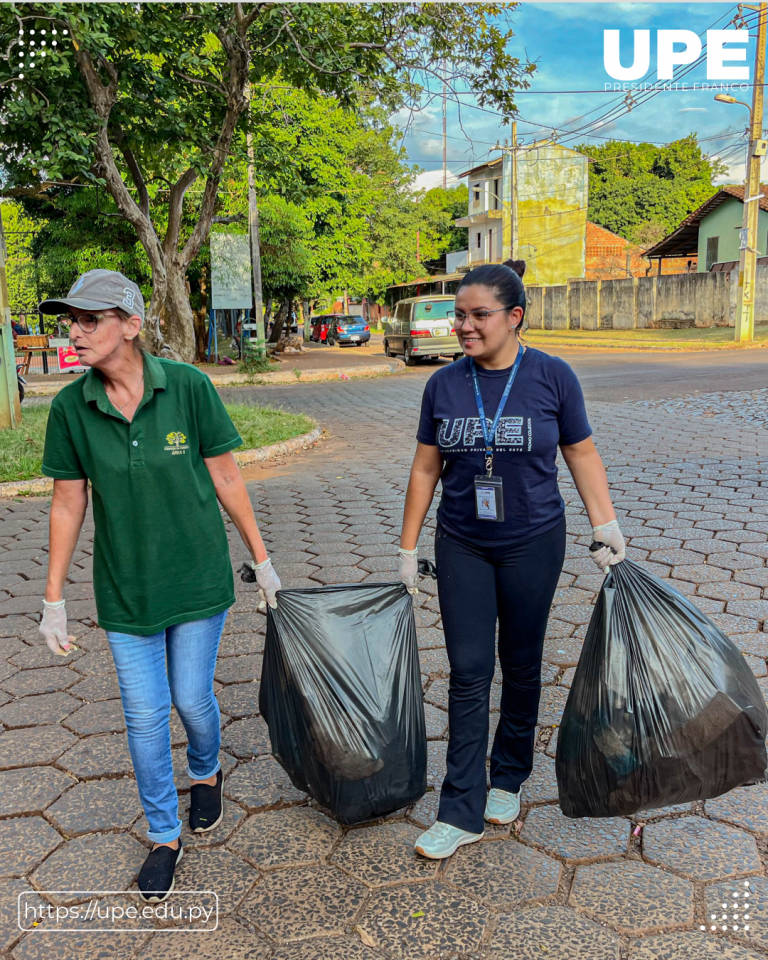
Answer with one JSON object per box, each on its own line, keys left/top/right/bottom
{"left": 679, "top": 107, "right": 707, "bottom": 113}
{"left": 715, "top": 161, "right": 746, "bottom": 184}
{"left": 411, "top": 168, "right": 462, "bottom": 191}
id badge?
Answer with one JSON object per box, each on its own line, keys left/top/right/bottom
{"left": 474, "top": 475, "right": 504, "bottom": 522}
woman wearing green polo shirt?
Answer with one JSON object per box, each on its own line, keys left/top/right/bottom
{"left": 38, "top": 270, "right": 280, "bottom": 902}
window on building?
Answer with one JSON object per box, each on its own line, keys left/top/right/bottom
{"left": 706, "top": 236, "right": 719, "bottom": 271}
{"left": 493, "top": 178, "right": 500, "bottom": 210}
{"left": 472, "top": 183, "right": 481, "bottom": 203}
{"left": 488, "top": 228, "right": 493, "bottom": 259}
{"left": 476, "top": 232, "right": 482, "bottom": 250}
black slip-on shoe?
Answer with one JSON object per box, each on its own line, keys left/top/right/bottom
{"left": 189, "top": 769, "right": 223, "bottom": 833}
{"left": 138, "top": 841, "right": 183, "bottom": 903}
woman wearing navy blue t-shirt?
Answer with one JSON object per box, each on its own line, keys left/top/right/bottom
{"left": 399, "top": 262, "right": 625, "bottom": 860}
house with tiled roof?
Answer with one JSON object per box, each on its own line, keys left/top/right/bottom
{"left": 645, "top": 185, "right": 768, "bottom": 272}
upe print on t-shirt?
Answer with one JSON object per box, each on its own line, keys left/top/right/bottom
{"left": 438, "top": 417, "right": 532, "bottom": 453}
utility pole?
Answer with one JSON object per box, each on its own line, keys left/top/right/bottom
{"left": 0, "top": 206, "right": 21, "bottom": 428}
{"left": 245, "top": 85, "right": 267, "bottom": 357}
{"left": 500, "top": 121, "right": 519, "bottom": 262}
{"left": 442, "top": 63, "right": 448, "bottom": 190}
{"left": 736, "top": 2, "right": 767, "bottom": 342}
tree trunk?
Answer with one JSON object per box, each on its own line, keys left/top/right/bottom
{"left": 193, "top": 310, "right": 208, "bottom": 363}
{"left": 268, "top": 300, "right": 288, "bottom": 343}
{"left": 145, "top": 263, "right": 197, "bottom": 362}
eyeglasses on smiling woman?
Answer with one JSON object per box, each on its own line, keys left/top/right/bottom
{"left": 446, "top": 308, "right": 510, "bottom": 329}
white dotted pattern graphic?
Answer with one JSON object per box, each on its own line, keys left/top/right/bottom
{"left": 700, "top": 880, "right": 752, "bottom": 933}
{"left": 14, "top": 24, "right": 68, "bottom": 79}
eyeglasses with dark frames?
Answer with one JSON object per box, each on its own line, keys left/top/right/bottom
{"left": 56, "top": 313, "right": 103, "bottom": 334}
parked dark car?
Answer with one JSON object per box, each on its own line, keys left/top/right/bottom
{"left": 327, "top": 315, "right": 370, "bottom": 347}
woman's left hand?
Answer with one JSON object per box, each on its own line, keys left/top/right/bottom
{"left": 590, "top": 520, "right": 625, "bottom": 572}
{"left": 253, "top": 557, "right": 281, "bottom": 610}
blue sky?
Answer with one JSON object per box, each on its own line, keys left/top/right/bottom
{"left": 400, "top": 2, "right": 759, "bottom": 189}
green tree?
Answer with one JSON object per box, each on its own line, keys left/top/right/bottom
{"left": 420, "top": 184, "right": 470, "bottom": 256}
{"left": 355, "top": 183, "right": 470, "bottom": 303}
{"left": 0, "top": 2, "right": 533, "bottom": 360}
{"left": 0, "top": 202, "right": 39, "bottom": 315}
{"left": 19, "top": 188, "right": 152, "bottom": 306}
{"left": 577, "top": 135, "right": 727, "bottom": 245}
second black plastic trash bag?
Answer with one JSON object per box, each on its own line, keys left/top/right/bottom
{"left": 556, "top": 559, "right": 768, "bottom": 818}
{"left": 259, "top": 582, "right": 427, "bottom": 825}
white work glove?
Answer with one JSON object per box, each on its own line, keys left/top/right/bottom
{"left": 252, "top": 558, "right": 281, "bottom": 611}
{"left": 398, "top": 547, "right": 419, "bottom": 596}
{"left": 590, "top": 520, "right": 626, "bottom": 572}
{"left": 39, "top": 599, "right": 76, "bottom": 656}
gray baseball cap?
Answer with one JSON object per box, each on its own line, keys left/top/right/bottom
{"left": 39, "top": 269, "right": 145, "bottom": 322}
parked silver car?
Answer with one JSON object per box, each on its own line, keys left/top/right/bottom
{"left": 383, "top": 295, "right": 462, "bottom": 366}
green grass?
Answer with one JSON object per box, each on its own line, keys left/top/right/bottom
{"left": 525, "top": 323, "right": 768, "bottom": 349}
{"left": 225, "top": 403, "right": 314, "bottom": 450}
{"left": 0, "top": 403, "right": 314, "bottom": 484}
{"left": 0, "top": 406, "right": 50, "bottom": 483}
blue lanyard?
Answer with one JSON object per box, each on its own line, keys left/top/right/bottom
{"left": 470, "top": 344, "right": 524, "bottom": 474}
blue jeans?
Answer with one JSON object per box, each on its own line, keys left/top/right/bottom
{"left": 107, "top": 612, "right": 227, "bottom": 844}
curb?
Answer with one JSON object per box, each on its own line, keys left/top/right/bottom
{"left": 25, "top": 362, "right": 402, "bottom": 397}
{"left": 0, "top": 426, "right": 326, "bottom": 498}
{"left": 233, "top": 426, "right": 324, "bottom": 466}
{"left": 208, "top": 361, "right": 401, "bottom": 386}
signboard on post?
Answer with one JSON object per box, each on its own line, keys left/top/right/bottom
{"left": 49, "top": 338, "right": 86, "bottom": 374}
{"left": 210, "top": 234, "right": 252, "bottom": 310}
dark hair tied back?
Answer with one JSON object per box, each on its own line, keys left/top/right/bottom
{"left": 456, "top": 259, "right": 526, "bottom": 321}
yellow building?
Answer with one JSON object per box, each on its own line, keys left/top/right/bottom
{"left": 453, "top": 140, "right": 588, "bottom": 287}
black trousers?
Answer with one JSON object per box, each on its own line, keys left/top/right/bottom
{"left": 435, "top": 518, "right": 566, "bottom": 834}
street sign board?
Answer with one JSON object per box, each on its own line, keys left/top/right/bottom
{"left": 49, "top": 338, "right": 85, "bottom": 374}
{"left": 210, "top": 233, "right": 252, "bottom": 310}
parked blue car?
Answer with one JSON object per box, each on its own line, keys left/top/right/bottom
{"left": 326, "top": 316, "right": 371, "bottom": 347}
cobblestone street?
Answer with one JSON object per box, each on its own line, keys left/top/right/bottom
{"left": 4, "top": 360, "right": 768, "bottom": 959}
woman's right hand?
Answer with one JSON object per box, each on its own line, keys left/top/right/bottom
{"left": 39, "top": 600, "right": 75, "bottom": 655}
{"left": 253, "top": 557, "right": 281, "bottom": 610}
{"left": 398, "top": 547, "right": 419, "bottom": 595}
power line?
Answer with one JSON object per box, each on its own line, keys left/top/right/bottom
{"left": 428, "top": 5, "right": 755, "bottom": 154}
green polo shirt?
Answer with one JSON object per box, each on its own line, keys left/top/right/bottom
{"left": 42, "top": 354, "right": 242, "bottom": 636}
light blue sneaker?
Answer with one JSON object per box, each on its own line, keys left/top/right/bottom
{"left": 414, "top": 821, "right": 484, "bottom": 860}
{"left": 484, "top": 787, "right": 521, "bottom": 825}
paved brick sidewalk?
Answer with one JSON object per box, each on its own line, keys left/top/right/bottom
{"left": 3, "top": 372, "right": 768, "bottom": 959}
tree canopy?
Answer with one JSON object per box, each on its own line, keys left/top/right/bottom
{"left": 577, "top": 135, "right": 728, "bottom": 246}
{"left": 0, "top": 2, "right": 532, "bottom": 360}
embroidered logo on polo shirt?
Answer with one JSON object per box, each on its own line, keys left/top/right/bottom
{"left": 164, "top": 431, "right": 189, "bottom": 455}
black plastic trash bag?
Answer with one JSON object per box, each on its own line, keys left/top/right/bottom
{"left": 259, "top": 582, "right": 427, "bottom": 824}
{"left": 556, "top": 559, "right": 768, "bottom": 818}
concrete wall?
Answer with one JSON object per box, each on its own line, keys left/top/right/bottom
{"left": 523, "top": 262, "right": 768, "bottom": 330}
{"left": 547, "top": 285, "right": 568, "bottom": 330}
{"left": 568, "top": 282, "right": 582, "bottom": 330}
{"left": 526, "top": 286, "right": 544, "bottom": 330}
{"left": 612, "top": 278, "right": 637, "bottom": 330}
{"left": 636, "top": 277, "right": 655, "bottom": 329}
{"left": 517, "top": 142, "right": 588, "bottom": 288}
{"left": 599, "top": 281, "right": 613, "bottom": 329}
{"left": 446, "top": 250, "right": 468, "bottom": 273}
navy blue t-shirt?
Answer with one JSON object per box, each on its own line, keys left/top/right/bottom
{"left": 416, "top": 349, "right": 591, "bottom": 546}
